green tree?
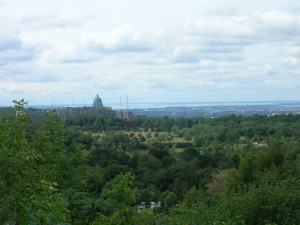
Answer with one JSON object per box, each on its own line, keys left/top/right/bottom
{"left": 93, "top": 172, "right": 138, "bottom": 225}
{"left": 0, "top": 100, "right": 68, "bottom": 224}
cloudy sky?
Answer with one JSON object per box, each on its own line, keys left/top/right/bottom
{"left": 0, "top": 0, "right": 300, "bottom": 106}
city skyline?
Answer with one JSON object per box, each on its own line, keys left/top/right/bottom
{"left": 1, "top": 0, "right": 300, "bottom": 105}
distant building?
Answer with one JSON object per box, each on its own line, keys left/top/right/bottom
{"left": 93, "top": 93, "right": 103, "bottom": 108}
{"left": 116, "top": 110, "right": 134, "bottom": 120}
{"left": 55, "top": 107, "right": 74, "bottom": 117}
{"left": 54, "top": 93, "right": 135, "bottom": 119}
{"left": 55, "top": 93, "right": 113, "bottom": 117}
{"left": 115, "top": 94, "right": 134, "bottom": 120}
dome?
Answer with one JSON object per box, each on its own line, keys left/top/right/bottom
{"left": 93, "top": 93, "right": 103, "bottom": 108}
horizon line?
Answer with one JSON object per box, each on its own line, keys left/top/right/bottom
{"left": 1, "top": 99, "right": 300, "bottom": 108}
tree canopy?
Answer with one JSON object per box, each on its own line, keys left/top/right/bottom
{"left": 0, "top": 100, "right": 299, "bottom": 224}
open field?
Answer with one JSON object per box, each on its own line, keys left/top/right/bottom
{"left": 89, "top": 131, "right": 188, "bottom": 143}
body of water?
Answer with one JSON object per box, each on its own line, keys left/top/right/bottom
{"left": 8, "top": 100, "right": 299, "bottom": 110}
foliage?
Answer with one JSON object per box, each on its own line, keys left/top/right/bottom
{"left": 1, "top": 100, "right": 300, "bottom": 224}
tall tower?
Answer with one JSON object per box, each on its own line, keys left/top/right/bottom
{"left": 120, "top": 96, "right": 122, "bottom": 111}
{"left": 127, "top": 94, "right": 128, "bottom": 112}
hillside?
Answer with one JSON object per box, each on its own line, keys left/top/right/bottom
{"left": 0, "top": 101, "right": 299, "bottom": 224}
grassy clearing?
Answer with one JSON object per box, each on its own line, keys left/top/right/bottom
{"left": 169, "top": 148, "right": 184, "bottom": 158}
{"left": 88, "top": 131, "right": 189, "bottom": 143}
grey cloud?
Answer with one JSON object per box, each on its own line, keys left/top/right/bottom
{"left": 203, "top": 38, "right": 257, "bottom": 47}
{"left": 186, "top": 11, "right": 300, "bottom": 46}
{"left": 91, "top": 43, "right": 153, "bottom": 54}
{"left": 0, "top": 0, "right": 8, "bottom": 6}
{"left": 96, "top": 84, "right": 123, "bottom": 91}
{"left": 62, "top": 74, "right": 93, "bottom": 83}
{"left": 171, "top": 47, "right": 243, "bottom": 64}
{"left": 148, "top": 81, "right": 171, "bottom": 90}
{"left": 169, "top": 11, "right": 300, "bottom": 66}
{"left": 172, "top": 52, "right": 199, "bottom": 64}
{"left": 15, "top": 73, "right": 60, "bottom": 83}
{"left": 62, "top": 57, "right": 95, "bottom": 64}
{"left": 0, "top": 63, "right": 61, "bottom": 83}
{"left": 264, "top": 69, "right": 278, "bottom": 76}
{"left": 198, "top": 45, "right": 243, "bottom": 53}
{"left": 22, "top": 14, "right": 88, "bottom": 30}
{"left": 81, "top": 83, "right": 124, "bottom": 91}
{"left": 175, "top": 65, "right": 239, "bottom": 76}
{"left": 25, "top": 75, "right": 60, "bottom": 83}
{"left": 287, "top": 2, "right": 300, "bottom": 13}
{"left": 199, "top": 53, "right": 242, "bottom": 62}
{"left": 286, "top": 45, "right": 300, "bottom": 57}
{"left": 0, "top": 49, "right": 36, "bottom": 66}
{"left": 257, "top": 27, "right": 300, "bottom": 42}
{"left": 0, "top": 37, "right": 22, "bottom": 51}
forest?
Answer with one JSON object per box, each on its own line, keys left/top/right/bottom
{"left": 0, "top": 100, "right": 299, "bottom": 225}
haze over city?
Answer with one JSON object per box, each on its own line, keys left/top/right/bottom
{"left": 1, "top": 0, "right": 300, "bottom": 106}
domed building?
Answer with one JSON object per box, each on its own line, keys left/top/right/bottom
{"left": 55, "top": 93, "right": 123, "bottom": 118}
{"left": 93, "top": 93, "right": 103, "bottom": 108}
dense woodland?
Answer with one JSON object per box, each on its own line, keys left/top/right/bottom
{"left": 0, "top": 100, "right": 299, "bottom": 224}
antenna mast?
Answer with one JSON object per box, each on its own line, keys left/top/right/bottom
{"left": 127, "top": 94, "right": 128, "bottom": 112}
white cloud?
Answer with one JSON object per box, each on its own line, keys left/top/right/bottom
{"left": 83, "top": 24, "right": 154, "bottom": 53}
{"left": 263, "top": 64, "right": 278, "bottom": 75}
{"left": 185, "top": 11, "right": 300, "bottom": 43}
{"left": 0, "top": 0, "right": 300, "bottom": 104}
{"left": 285, "top": 46, "right": 300, "bottom": 57}
{"left": 36, "top": 45, "right": 93, "bottom": 65}
{"left": 185, "top": 16, "right": 255, "bottom": 39}
{"left": 259, "top": 11, "right": 298, "bottom": 31}
{"left": 284, "top": 57, "right": 299, "bottom": 66}
{"left": 283, "top": 44, "right": 300, "bottom": 70}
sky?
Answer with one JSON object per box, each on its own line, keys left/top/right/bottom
{"left": 0, "top": 0, "right": 300, "bottom": 106}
